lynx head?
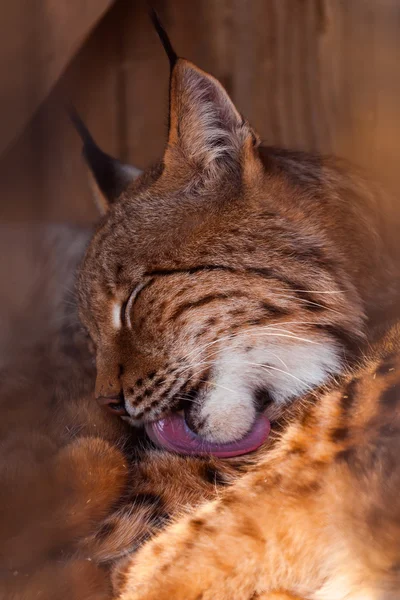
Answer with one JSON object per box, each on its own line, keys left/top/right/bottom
{"left": 76, "top": 14, "right": 369, "bottom": 444}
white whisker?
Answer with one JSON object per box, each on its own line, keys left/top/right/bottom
{"left": 272, "top": 293, "right": 342, "bottom": 315}
{"left": 240, "top": 360, "right": 310, "bottom": 388}
{"left": 273, "top": 288, "right": 345, "bottom": 295}
{"left": 199, "top": 379, "right": 237, "bottom": 396}
{"left": 182, "top": 321, "right": 321, "bottom": 363}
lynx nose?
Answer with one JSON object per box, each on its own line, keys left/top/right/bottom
{"left": 96, "top": 391, "right": 128, "bottom": 416}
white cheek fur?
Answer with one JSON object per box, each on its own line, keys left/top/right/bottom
{"left": 196, "top": 337, "right": 341, "bottom": 444}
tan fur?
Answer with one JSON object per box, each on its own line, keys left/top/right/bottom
{"left": 78, "top": 62, "right": 399, "bottom": 443}
{"left": 116, "top": 324, "right": 400, "bottom": 599}
{"left": 4, "top": 36, "right": 400, "bottom": 600}
{"left": 74, "top": 48, "right": 400, "bottom": 600}
{"left": 6, "top": 231, "right": 400, "bottom": 599}
{"left": 0, "top": 226, "right": 244, "bottom": 599}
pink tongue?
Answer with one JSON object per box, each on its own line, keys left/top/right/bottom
{"left": 144, "top": 413, "right": 270, "bottom": 458}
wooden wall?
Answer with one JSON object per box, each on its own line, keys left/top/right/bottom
{"left": 1, "top": 0, "right": 399, "bottom": 223}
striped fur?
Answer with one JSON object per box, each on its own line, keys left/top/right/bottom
{"left": 116, "top": 323, "right": 400, "bottom": 600}
{"left": 75, "top": 47, "right": 400, "bottom": 600}
{"left": 77, "top": 60, "right": 399, "bottom": 443}
{"left": 5, "top": 231, "right": 399, "bottom": 600}
{"left": 2, "top": 14, "right": 395, "bottom": 600}
{"left": 3, "top": 43, "right": 400, "bottom": 600}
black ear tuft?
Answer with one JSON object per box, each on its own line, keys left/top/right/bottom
{"left": 149, "top": 7, "right": 177, "bottom": 69}
{"left": 69, "top": 106, "right": 141, "bottom": 212}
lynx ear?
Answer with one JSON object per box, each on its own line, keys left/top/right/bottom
{"left": 166, "top": 60, "right": 258, "bottom": 177}
{"left": 150, "top": 9, "right": 259, "bottom": 181}
{"left": 70, "top": 108, "right": 141, "bottom": 214}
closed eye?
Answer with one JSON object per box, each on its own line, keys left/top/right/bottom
{"left": 123, "top": 278, "right": 154, "bottom": 329}
{"left": 120, "top": 297, "right": 128, "bottom": 326}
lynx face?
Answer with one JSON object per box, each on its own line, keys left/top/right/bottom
{"left": 76, "top": 43, "right": 389, "bottom": 445}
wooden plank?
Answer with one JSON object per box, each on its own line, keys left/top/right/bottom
{"left": 232, "top": 0, "right": 400, "bottom": 191}
{"left": 115, "top": 0, "right": 169, "bottom": 170}
{"left": 1, "top": 0, "right": 399, "bottom": 223}
{"left": 233, "top": 0, "right": 328, "bottom": 151}
{"left": 121, "top": 0, "right": 400, "bottom": 192}
{"left": 119, "top": 0, "right": 235, "bottom": 169}
{"left": 0, "top": 0, "right": 115, "bottom": 157}
{"left": 0, "top": 2, "right": 123, "bottom": 223}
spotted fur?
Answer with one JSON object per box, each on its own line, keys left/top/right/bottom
{"left": 77, "top": 54, "right": 399, "bottom": 444}
{"left": 5, "top": 19, "right": 400, "bottom": 600}
{"left": 74, "top": 26, "right": 400, "bottom": 600}
{"left": 116, "top": 324, "right": 400, "bottom": 600}
{"left": 5, "top": 230, "right": 400, "bottom": 599}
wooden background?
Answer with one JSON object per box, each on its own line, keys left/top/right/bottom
{"left": 1, "top": 0, "right": 399, "bottom": 223}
